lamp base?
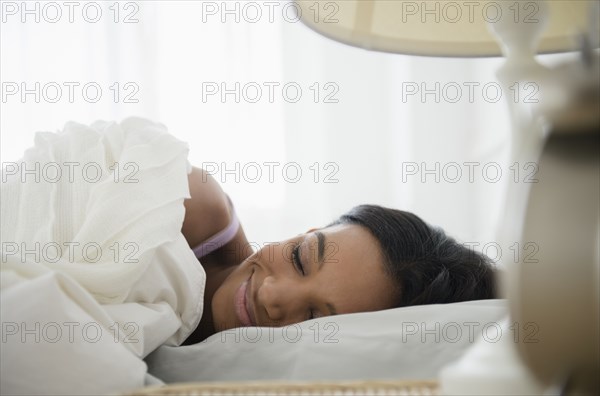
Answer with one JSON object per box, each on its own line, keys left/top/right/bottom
{"left": 509, "top": 90, "right": 600, "bottom": 396}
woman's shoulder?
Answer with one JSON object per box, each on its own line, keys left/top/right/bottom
{"left": 181, "top": 166, "right": 232, "bottom": 250}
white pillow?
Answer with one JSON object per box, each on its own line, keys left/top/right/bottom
{"left": 145, "top": 299, "right": 507, "bottom": 382}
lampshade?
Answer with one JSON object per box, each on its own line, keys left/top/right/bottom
{"left": 294, "top": 0, "right": 594, "bottom": 57}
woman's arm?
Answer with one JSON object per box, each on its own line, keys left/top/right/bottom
{"left": 182, "top": 166, "right": 251, "bottom": 268}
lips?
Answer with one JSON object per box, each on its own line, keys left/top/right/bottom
{"left": 235, "top": 272, "right": 256, "bottom": 327}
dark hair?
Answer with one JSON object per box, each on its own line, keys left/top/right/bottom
{"left": 329, "top": 205, "right": 496, "bottom": 307}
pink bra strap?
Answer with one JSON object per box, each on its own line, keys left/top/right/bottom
{"left": 192, "top": 196, "right": 240, "bottom": 259}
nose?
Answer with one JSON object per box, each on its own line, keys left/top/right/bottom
{"left": 257, "top": 275, "right": 305, "bottom": 325}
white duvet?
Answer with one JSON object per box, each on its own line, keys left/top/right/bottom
{"left": 1, "top": 118, "right": 206, "bottom": 395}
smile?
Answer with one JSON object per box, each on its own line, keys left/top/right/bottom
{"left": 235, "top": 272, "right": 255, "bottom": 326}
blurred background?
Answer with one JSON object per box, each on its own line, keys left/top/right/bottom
{"left": 0, "top": 0, "right": 575, "bottom": 257}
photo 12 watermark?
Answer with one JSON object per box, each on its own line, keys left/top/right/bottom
{"left": 196, "top": 239, "right": 341, "bottom": 268}
{"left": 200, "top": 1, "right": 339, "bottom": 24}
{"left": 201, "top": 161, "right": 340, "bottom": 184}
{"left": 401, "top": 81, "right": 539, "bottom": 104}
{"left": 2, "top": 321, "right": 140, "bottom": 344}
{"left": 395, "top": 1, "right": 541, "bottom": 25}
{"left": 1, "top": 241, "right": 140, "bottom": 264}
{"left": 214, "top": 321, "right": 340, "bottom": 344}
{"left": 1, "top": 1, "right": 140, "bottom": 24}
{"left": 1, "top": 81, "right": 140, "bottom": 104}
{"left": 201, "top": 82, "right": 340, "bottom": 104}
{"left": 400, "top": 161, "right": 539, "bottom": 184}
{"left": 401, "top": 320, "right": 540, "bottom": 344}
{"left": 2, "top": 161, "right": 140, "bottom": 184}
{"left": 462, "top": 241, "right": 539, "bottom": 265}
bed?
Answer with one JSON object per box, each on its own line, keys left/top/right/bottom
{"left": 1, "top": 118, "right": 510, "bottom": 395}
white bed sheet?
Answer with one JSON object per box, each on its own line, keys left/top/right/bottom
{"left": 1, "top": 118, "right": 205, "bottom": 395}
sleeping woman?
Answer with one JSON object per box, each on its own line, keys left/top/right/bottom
{"left": 182, "top": 167, "right": 496, "bottom": 344}
{"left": 0, "top": 117, "right": 495, "bottom": 393}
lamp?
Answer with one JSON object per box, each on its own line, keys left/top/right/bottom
{"left": 294, "top": 0, "right": 591, "bottom": 57}
{"left": 294, "top": 1, "right": 600, "bottom": 394}
{"left": 294, "top": 0, "right": 595, "bottom": 158}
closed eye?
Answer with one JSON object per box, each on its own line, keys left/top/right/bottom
{"left": 291, "top": 243, "right": 305, "bottom": 275}
{"left": 291, "top": 243, "right": 315, "bottom": 320}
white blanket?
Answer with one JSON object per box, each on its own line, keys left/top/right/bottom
{"left": 1, "top": 118, "right": 206, "bottom": 395}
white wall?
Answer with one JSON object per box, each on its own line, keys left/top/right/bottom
{"left": 1, "top": 0, "right": 575, "bottom": 262}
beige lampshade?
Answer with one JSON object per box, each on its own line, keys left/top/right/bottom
{"left": 294, "top": 0, "right": 594, "bottom": 56}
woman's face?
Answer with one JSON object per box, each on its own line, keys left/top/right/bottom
{"left": 211, "top": 224, "right": 399, "bottom": 331}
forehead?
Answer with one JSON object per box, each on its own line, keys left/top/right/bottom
{"left": 307, "top": 224, "right": 398, "bottom": 314}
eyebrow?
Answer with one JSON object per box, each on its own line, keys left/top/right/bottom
{"left": 316, "top": 231, "right": 325, "bottom": 268}
{"left": 314, "top": 231, "right": 337, "bottom": 316}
